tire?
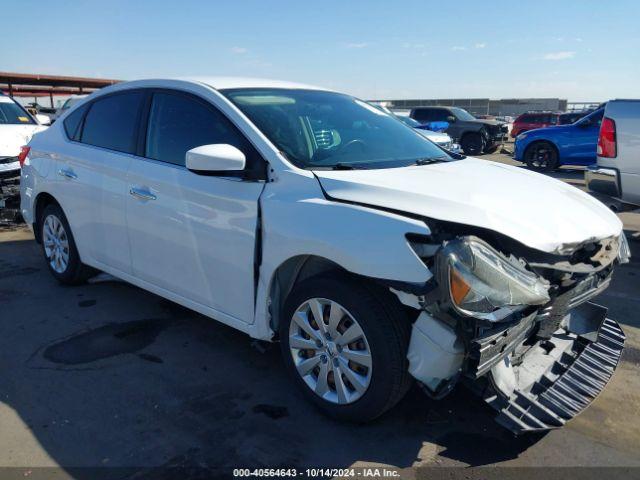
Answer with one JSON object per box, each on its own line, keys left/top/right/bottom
{"left": 483, "top": 144, "right": 499, "bottom": 154}
{"left": 524, "top": 141, "right": 558, "bottom": 172}
{"left": 460, "top": 132, "right": 486, "bottom": 155}
{"left": 40, "top": 203, "right": 95, "bottom": 285}
{"left": 279, "top": 272, "right": 412, "bottom": 422}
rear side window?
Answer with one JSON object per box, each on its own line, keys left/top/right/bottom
{"left": 518, "top": 114, "right": 533, "bottom": 123}
{"left": 430, "top": 109, "right": 451, "bottom": 122}
{"left": 145, "top": 91, "right": 261, "bottom": 169}
{"left": 63, "top": 104, "right": 89, "bottom": 141}
{"left": 412, "top": 109, "right": 433, "bottom": 122}
{"left": 81, "top": 91, "right": 144, "bottom": 153}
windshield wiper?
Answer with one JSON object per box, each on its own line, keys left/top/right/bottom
{"left": 413, "top": 156, "right": 449, "bottom": 166}
{"left": 308, "top": 162, "right": 367, "bottom": 171}
{"left": 333, "top": 163, "right": 363, "bottom": 170}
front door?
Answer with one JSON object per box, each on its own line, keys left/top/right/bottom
{"left": 125, "top": 90, "right": 265, "bottom": 324}
{"left": 566, "top": 110, "right": 603, "bottom": 165}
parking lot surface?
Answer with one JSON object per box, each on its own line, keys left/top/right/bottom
{"left": 1, "top": 154, "right": 639, "bottom": 477}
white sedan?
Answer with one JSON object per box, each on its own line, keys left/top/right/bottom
{"left": 20, "top": 78, "right": 627, "bottom": 431}
{"left": 0, "top": 95, "right": 48, "bottom": 178}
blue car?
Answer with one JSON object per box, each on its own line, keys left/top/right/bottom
{"left": 514, "top": 108, "right": 604, "bottom": 171}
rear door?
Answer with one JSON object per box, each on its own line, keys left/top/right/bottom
{"left": 125, "top": 89, "right": 265, "bottom": 324}
{"left": 55, "top": 90, "right": 145, "bottom": 273}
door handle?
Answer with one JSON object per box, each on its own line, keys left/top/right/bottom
{"left": 129, "top": 187, "right": 157, "bottom": 201}
{"left": 57, "top": 168, "right": 77, "bottom": 180}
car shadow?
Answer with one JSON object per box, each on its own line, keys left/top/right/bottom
{"left": 0, "top": 237, "right": 542, "bottom": 477}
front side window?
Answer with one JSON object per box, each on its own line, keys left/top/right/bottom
{"left": 223, "top": 89, "right": 452, "bottom": 170}
{"left": 0, "top": 98, "right": 35, "bottom": 125}
{"left": 145, "top": 92, "right": 258, "bottom": 168}
{"left": 81, "top": 91, "right": 144, "bottom": 153}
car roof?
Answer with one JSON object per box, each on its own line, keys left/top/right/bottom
{"left": 180, "top": 76, "right": 331, "bottom": 91}
{"left": 412, "top": 106, "right": 452, "bottom": 109}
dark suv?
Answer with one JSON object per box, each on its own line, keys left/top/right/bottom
{"left": 410, "top": 106, "right": 508, "bottom": 155}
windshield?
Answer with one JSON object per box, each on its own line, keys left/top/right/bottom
{"left": 0, "top": 98, "right": 35, "bottom": 125}
{"left": 61, "top": 97, "right": 84, "bottom": 111}
{"left": 222, "top": 88, "right": 452, "bottom": 169}
{"left": 577, "top": 108, "right": 603, "bottom": 126}
{"left": 397, "top": 116, "right": 421, "bottom": 127}
{"left": 450, "top": 107, "right": 476, "bottom": 121}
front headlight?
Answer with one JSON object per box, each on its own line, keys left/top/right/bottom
{"left": 439, "top": 238, "right": 550, "bottom": 320}
{"left": 619, "top": 232, "right": 631, "bottom": 264}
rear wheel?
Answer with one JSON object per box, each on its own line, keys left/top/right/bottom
{"left": 524, "top": 141, "right": 558, "bottom": 171}
{"left": 40, "top": 204, "right": 95, "bottom": 284}
{"left": 279, "top": 273, "right": 412, "bottom": 422}
{"left": 461, "top": 132, "right": 486, "bottom": 155}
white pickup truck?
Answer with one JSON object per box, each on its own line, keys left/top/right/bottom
{"left": 586, "top": 99, "right": 640, "bottom": 210}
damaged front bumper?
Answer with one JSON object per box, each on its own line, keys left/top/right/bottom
{"left": 402, "top": 233, "right": 627, "bottom": 434}
{"left": 482, "top": 302, "right": 625, "bottom": 433}
{"left": 407, "top": 300, "right": 625, "bottom": 434}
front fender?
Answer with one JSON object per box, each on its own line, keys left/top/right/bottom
{"left": 252, "top": 170, "right": 432, "bottom": 339}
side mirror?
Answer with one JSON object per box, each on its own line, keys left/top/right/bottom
{"left": 185, "top": 144, "right": 246, "bottom": 173}
{"left": 447, "top": 115, "right": 457, "bottom": 123}
{"left": 35, "top": 114, "right": 51, "bottom": 126}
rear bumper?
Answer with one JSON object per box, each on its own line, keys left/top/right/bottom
{"left": 585, "top": 166, "right": 621, "bottom": 198}
{"left": 482, "top": 302, "right": 625, "bottom": 434}
{"left": 584, "top": 166, "right": 635, "bottom": 211}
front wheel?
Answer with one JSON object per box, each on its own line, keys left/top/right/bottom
{"left": 460, "top": 132, "right": 486, "bottom": 155}
{"left": 279, "top": 273, "right": 412, "bottom": 422}
{"left": 40, "top": 204, "right": 95, "bottom": 284}
{"left": 524, "top": 141, "right": 558, "bottom": 171}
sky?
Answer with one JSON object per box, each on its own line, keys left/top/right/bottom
{"left": 3, "top": 0, "right": 640, "bottom": 101}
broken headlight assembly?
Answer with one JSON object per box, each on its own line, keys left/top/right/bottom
{"left": 424, "top": 237, "right": 551, "bottom": 321}
{"left": 619, "top": 232, "right": 631, "bottom": 264}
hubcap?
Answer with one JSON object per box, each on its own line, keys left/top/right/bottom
{"left": 289, "top": 298, "right": 372, "bottom": 404}
{"left": 43, "top": 214, "right": 70, "bottom": 274}
{"left": 531, "top": 146, "right": 551, "bottom": 168}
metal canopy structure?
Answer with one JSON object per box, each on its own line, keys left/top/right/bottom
{"left": 0, "top": 71, "right": 120, "bottom": 106}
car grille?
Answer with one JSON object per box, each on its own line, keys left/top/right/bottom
{"left": 0, "top": 156, "right": 19, "bottom": 165}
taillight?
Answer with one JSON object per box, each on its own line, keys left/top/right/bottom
{"left": 18, "top": 146, "right": 31, "bottom": 167}
{"left": 598, "top": 117, "right": 617, "bottom": 158}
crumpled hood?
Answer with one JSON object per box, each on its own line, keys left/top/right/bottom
{"left": 0, "top": 125, "right": 47, "bottom": 157}
{"left": 314, "top": 158, "right": 623, "bottom": 254}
